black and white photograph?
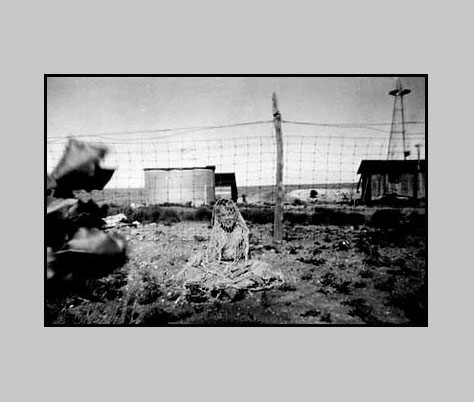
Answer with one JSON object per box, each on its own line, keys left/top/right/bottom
{"left": 45, "top": 75, "right": 427, "bottom": 326}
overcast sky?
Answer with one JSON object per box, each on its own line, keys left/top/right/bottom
{"left": 47, "top": 76, "right": 426, "bottom": 188}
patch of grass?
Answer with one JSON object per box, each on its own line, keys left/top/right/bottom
{"left": 106, "top": 204, "right": 133, "bottom": 216}
{"left": 284, "top": 211, "right": 310, "bottom": 225}
{"left": 54, "top": 299, "right": 124, "bottom": 325}
{"left": 364, "top": 246, "right": 390, "bottom": 266}
{"left": 260, "top": 291, "right": 270, "bottom": 307}
{"left": 297, "top": 255, "right": 326, "bottom": 266}
{"left": 369, "top": 209, "right": 403, "bottom": 229}
{"left": 354, "top": 237, "right": 372, "bottom": 254}
{"left": 373, "top": 276, "right": 396, "bottom": 292}
{"left": 334, "top": 280, "right": 352, "bottom": 294}
{"left": 319, "top": 272, "right": 337, "bottom": 287}
{"left": 242, "top": 206, "right": 367, "bottom": 226}
{"left": 292, "top": 198, "right": 306, "bottom": 206}
{"left": 318, "top": 272, "right": 352, "bottom": 295}
{"left": 180, "top": 206, "right": 212, "bottom": 222}
{"left": 359, "top": 269, "right": 374, "bottom": 279}
{"left": 279, "top": 283, "right": 297, "bottom": 292}
{"left": 87, "top": 273, "right": 127, "bottom": 301}
{"left": 405, "top": 211, "right": 426, "bottom": 230}
{"left": 387, "top": 264, "right": 418, "bottom": 277}
{"left": 300, "top": 272, "right": 313, "bottom": 281}
{"left": 194, "top": 206, "right": 212, "bottom": 221}
{"left": 110, "top": 203, "right": 423, "bottom": 233}
{"left": 160, "top": 208, "right": 180, "bottom": 225}
{"left": 342, "top": 298, "right": 380, "bottom": 324}
{"left": 129, "top": 205, "right": 161, "bottom": 222}
{"left": 140, "top": 306, "right": 192, "bottom": 324}
{"left": 388, "top": 284, "right": 427, "bottom": 325}
{"left": 126, "top": 205, "right": 213, "bottom": 224}
{"left": 301, "top": 309, "right": 321, "bottom": 317}
{"left": 311, "top": 208, "right": 365, "bottom": 226}
{"left": 287, "top": 244, "right": 303, "bottom": 254}
{"left": 136, "top": 279, "right": 163, "bottom": 304}
{"left": 160, "top": 202, "right": 186, "bottom": 207}
{"left": 320, "top": 312, "right": 332, "bottom": 323}
{"left": 357, "top": 228, "right": 411, "bottom": 249}
{"left": 184, "top": 284, "right": 210, "bottom": 304}
{"left": 241, "top": 208, "right": 274, "bottom": 224}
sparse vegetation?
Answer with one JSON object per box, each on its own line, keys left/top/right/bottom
{"left": 46, "top": 207, "right": 426, "bottom": 326}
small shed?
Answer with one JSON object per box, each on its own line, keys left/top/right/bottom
{"left": 144, "top": 166, "right": 216, "bottom": 206}
{"left": 215, "top": 173, "right": 238, "bottom": 202}
{"left": 357, "top": 160, "right": 426, "bottom": 205}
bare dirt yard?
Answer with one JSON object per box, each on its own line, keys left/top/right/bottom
{"left": 46, "top": 211, "right": 427, "bottom": 326}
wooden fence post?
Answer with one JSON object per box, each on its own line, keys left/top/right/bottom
{"left": 273, "top": 93, "right": 284, "bottom": 245}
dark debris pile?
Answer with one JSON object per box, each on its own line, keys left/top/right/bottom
{"left": 47, "top": 139, "right": 127, "bottom": 288}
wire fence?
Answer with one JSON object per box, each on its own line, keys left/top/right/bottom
{"left": 46, "top": 119, "right": 426, "bottom": 212}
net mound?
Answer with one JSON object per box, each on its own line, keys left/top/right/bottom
{"left": 177, "top": 259, "right": 284, "bottom": 292}
{"left": 176, "top": 198, "right": 284, "bottom": 294}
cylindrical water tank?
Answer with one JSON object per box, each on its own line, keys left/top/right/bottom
{"left": 144, "top": 167, "right": 215, "bottom": 205}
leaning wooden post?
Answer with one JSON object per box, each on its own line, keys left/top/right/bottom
{"left": 273, "top": 93, "right": 284, "bottom": 245}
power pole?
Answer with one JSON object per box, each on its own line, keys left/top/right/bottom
{"left": 415, "top": 143, "right": 421, "bottom": 166}
{"left": 273, "top": 93, "right": 284, "bottom": 245}
{"left": 414, "top": 143, "right": 421, "bottom": 203}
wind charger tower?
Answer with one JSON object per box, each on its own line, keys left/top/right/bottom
{"left": 357, "top": 78, "right": 425, "bottom": 205}
{"left": 387, "top": 78, "right": 411, "bottom": 160}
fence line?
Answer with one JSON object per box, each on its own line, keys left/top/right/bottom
{"left": 46, "top": 119, "right": 426, "bottom": 208}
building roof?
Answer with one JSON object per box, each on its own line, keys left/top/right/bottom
{"left": 144, "top": 165, "right": 216, "bottom": 172}
{"left": 215, "top": 173, "right": 238, "bottom": 201}
{"left": 215, "top": 172, "right": 236, "bottom": 186}
{"left": 357, "top": 160, "right": 426, "bottom": 175}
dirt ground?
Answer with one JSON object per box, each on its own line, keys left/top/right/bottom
{"left": 46, "top": 219, "right": 427, "bottom": 325}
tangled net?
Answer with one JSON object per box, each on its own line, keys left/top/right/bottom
{"left": 205, "top": 198, "right": 249, "bottom": 266}
{"left": 176, "top": 198, "right": 284, "bottom": 298}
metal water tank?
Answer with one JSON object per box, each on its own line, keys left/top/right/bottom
{"left": 144, "top": 167, "right": 216, "bottom": 205}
